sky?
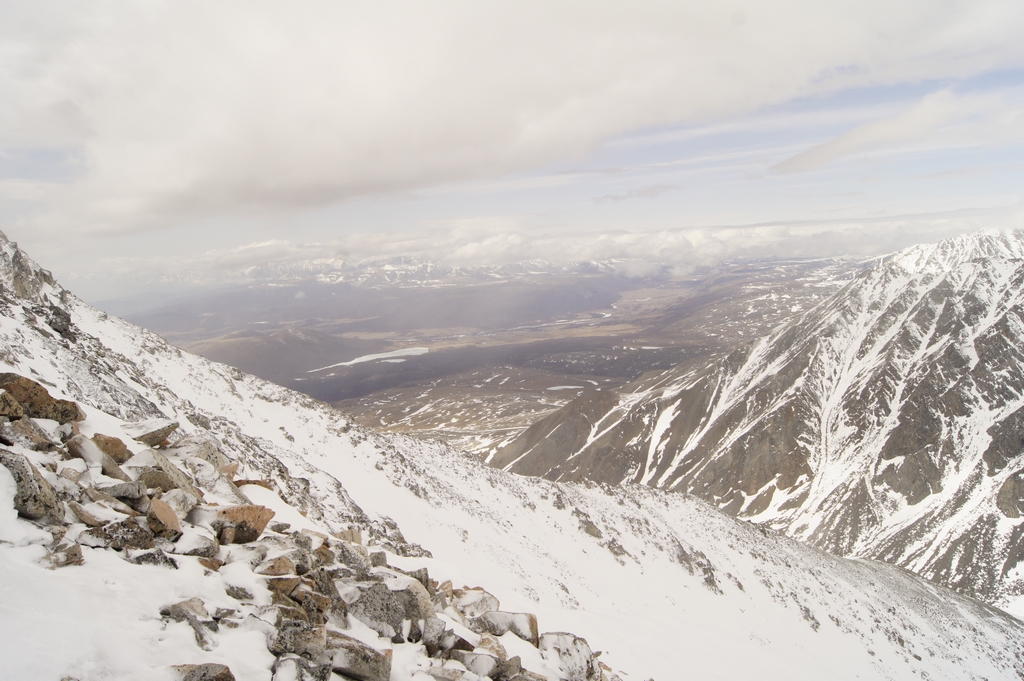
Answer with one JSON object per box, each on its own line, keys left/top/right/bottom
{"left": 2, "top": 1, "right": 1024, "bottom": 303}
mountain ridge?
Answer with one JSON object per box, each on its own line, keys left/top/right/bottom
{"left": 3, "top": 233, "right": 1024, "bottom": 679}
{"left": 493, "top": 229, "right": 1024, "bottom": 608}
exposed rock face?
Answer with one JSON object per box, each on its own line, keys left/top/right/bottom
{"left": 493, "top": 232, "right": 1024, "bottom": 604}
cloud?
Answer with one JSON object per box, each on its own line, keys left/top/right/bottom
{"left": 60, "top": 202, "right": 1024, "bottom": 301}
{"left": 594, "top": 185, "right": 676, "bottom": 204}
{"left": 3, "top": 1, "right": 1024, "bottom": 234}
{"left": 773, "top": 87, "right": 1024, "bottom": 173}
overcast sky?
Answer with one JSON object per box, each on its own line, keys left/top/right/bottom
{"left": 2, "top": 1, "right": 1024, "bottom": 302}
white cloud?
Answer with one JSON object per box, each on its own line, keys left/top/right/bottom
{"left": 3, "top": 1, "right": 1024, "bottom": 234}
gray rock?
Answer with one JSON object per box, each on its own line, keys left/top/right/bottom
{"left": 122, "top": 418, "right": 179, "bottom": 447}
{"left": 171, "top": 663, "right": 234, "bottom": 681}
{"left": 0, "top": 448, "right": 64, "bottom": 523}
{"left": 66, "top": 435, "right": 131, "bottom": 481}
{"left": 0, "top": 417, "right": 58, "bottom": 451}
{"left": 166, "top": 436, "right": 230, "bottom": 469}
{"left": 96, "top": 480, "right": 148, "bottom": 499}
{"left": 453, "top": 587, "right": 500, "bottom": 618}
{"left": 421, "top": 617, "right": 446, "bottom": 656}
{"left": 317, "top": 630, "right": 392, "bottom": 681}
{"left": 163, "top": 598, "right": 215, "bottom": 651}
{"left": 271, "top": 655, "right": 331, "bottom": 681}
{"left": 127, "top": 548, "right": 179, "bottom": 569}
{"left": 225, "top": 585, "right": 253, "bottom": 601}
{"left": 80, "top": 518, "right": 155, "bottom": 551}
{"left": 393, "top": 579, "right": 435, "bottom": 622}
{"left": 470, "top": 611, "right": 540, "bottom": 646}
{"left": 335, "top": 541, "right": 371, "bottom": 571}
{"left": 449, "top": 651, "right": 522, "bottom": 680}
{"left": 539, "top": 633, "right": 601, "bottom": 681}
{"left": 272, "top": 621, "right": 328, "bottom": 658}
{"left": 148, "top": 449, "right": 203, "bottom": 498}
{"left": 349, "top": 582, "right": 405, "bottom": 641}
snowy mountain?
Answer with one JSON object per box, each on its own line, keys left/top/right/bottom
{"left": 2, "top": 229, "right": 1024, "bottom": 681}
{"left": 492, "top": 230, "right": 1024, "bottom": 609}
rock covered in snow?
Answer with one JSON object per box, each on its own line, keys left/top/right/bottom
{"left": 122, "top": 418, "right": 180, "bottom": 446}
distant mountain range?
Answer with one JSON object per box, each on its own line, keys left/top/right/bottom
{"left": 493, "top": 231, "right": 1024, "bottom": 608}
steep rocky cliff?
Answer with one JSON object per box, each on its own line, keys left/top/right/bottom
{"left": 493, "top": 231, "right": 1024, "bottom": 609}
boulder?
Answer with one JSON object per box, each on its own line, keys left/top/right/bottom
{"left": 212, "top": 505, "right": 275, "bottom": 544}
{"left": 127, "top": 548, "right": 179, "bottom": 569}
{"left": 183, "top": 457, "right": 251, "bottom": 505}
{"left": 97, "top": 480, "right": 148, "bottom": 499}
{"left": 160, "top": 489, "right": 200, "bottom": 518}
{"left": 449, "top": 651, "right": 522, "bottom": 681}
{"left": 67, "top": 500, "right": 107, "bottom": 527}
{"left": 272, "top": 621, "right": 328, "bottom": 658}
{"left": 80, "top": 518, "right": 155, "bottom": 551}
{"left": 91, "top": 434, "right": 132, "bottom": 464}
{"left": 122, "top": 418, "right": 179, "bottom": 447}
{"left": 256, "top": 555, "right": 297, "bottom": 576}
{"left": 66, "top": 435, "right": 131, "bottom": 481}
{"left": 162, "top": 598, "right": 215, "bottom": 651}
{"left": 335, "top": 541, "right": 371, "bottom": 571}
{"left": 333, "top": 527, "right": 362, "bottom": 544}
{"left": 0, "top": 417, "right": 59, "bottom": 451}
{"left": 421, "top": 617, "right": 447, "bottom": 656}
{"left": 470, "top": 611, "right": 540, "bottom": 646}
{"left": 271, "top": 655, "right": 331, "bottom": 681}
{"left": 0, "top": 375, "right": 85, "bottom": 423}
{"left": 317, "top": 631, "right": 392, "bottom": 681}
{"left": 0, "top": 449, "right": 64, "bottom": 523}
{"left": 266, "top": 576, "right": 302, "bottom": 600}
{"left": 538, "top": 633, "right": 601, "bottom": 681}
{"left": 453, "top": 588, "right": 500, "bottom": 619}
{"left": 166, "top": 436, "right": 230, "bottom": 469}
{"left": 0, "top": 390, "right": 24, "bottom": 419}
{"left": 393, "top": 578, "right": 435, "bottom": 622}
{"left": 349, "top": 582, "right": 405, "bottom": 641}
{"left": 172, "top": 664, "right": 235, "bottom": 681}
{"left": 148, "top": 498, "right": 183, "bottom": 540}
{"left": 134, "top": 466, "right": 179, "bottom": 493}
{"left": 148, "top": 450, "right": 203, "bottom": 498}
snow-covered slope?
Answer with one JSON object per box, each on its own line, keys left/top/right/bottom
{"left": 2, "top": 230, "right": 1024, "bottom": 681}
{"left": 492, "top": 230, "right": 1024, "bottom": 609}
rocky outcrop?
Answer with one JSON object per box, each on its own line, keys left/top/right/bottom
{"left": 122, "top": 418, "right": 180, "bottom": 447}
{"left": 0, "top": 379, "right": 613, "bottom": 681}
{"left": 0, "top": 374, "right": 85, "bottom": 423}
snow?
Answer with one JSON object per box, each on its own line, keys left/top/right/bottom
{"left": 2, "top": 231, "right": 1024, "bottom": 680}
{"left": 307, "top": 348, "right": 429, "bottom": 373}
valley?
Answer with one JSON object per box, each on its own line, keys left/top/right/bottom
{"left": 130, "top": 257, "right": 861, "bottom": 455}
